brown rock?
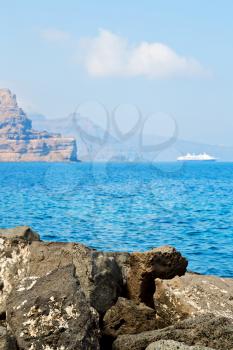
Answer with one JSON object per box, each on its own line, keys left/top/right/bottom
{"left": 105, "top": 251, "right": 131, "bottom": 288}
{"left": 28, "top": 241, "right": 123, "bottom": 314}
{"left": 103, "top": 297, "right": 161, "bottom": 338}
{"left": 112, "top": 314, "right": 233, "bottom": 350}
{"left": 7, "top": 265, "right": 100, "bottom": 350}
{"left": 0, "top": 235, "right": 123, "bottom": 316}
{"left": 127, "top": 246, "right": 188, "bottom": 306}
{"left": 0, "top": 226, "right": 40, "bottom": 241}
{"left": 146, "top": 340, "right": 214, "bottom": 350}
{"left": 0, "top": 326, "right": 17, "bottom": 350}
{"left": 0, "top": 237, "right": 29, "bottom": 316}
{"left": 154, "top": 273, "right": 233, "bottom": 326}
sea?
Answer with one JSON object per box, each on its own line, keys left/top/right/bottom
{"left": 0, "top": 161, "right": 232, "bottom": 277}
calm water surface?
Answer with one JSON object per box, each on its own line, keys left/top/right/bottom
{"left": 0, "top": 162, "right": 233, "bottom": 277}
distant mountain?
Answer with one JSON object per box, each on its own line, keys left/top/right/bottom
{"left": 0, "top": 89, "right": 77, "bottom": 161}
{"left": 29, "top": 112, "right": 233, "bottom": 162}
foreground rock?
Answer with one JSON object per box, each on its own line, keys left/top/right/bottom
{"left": 0, "top": 88, "right": 77, "bottom": 161}
{"left": 0, "top": 226, "right": 40, "bottom": 241}
{"left": 1, "top": 226, "right": 233, "bottom": 350}
{"left": 146, "top": 340, "right": 214, "bottom": 350}
{"left": 0, "top": 326, "right": 17, "bottom": 350}
{"left": 7, "top": 264, "right": 100, "bottom": 349}
{"left": 154, "top": 272, "right": 233, "bottom": 326}
{"left": 0, "top": 232, "right": 30, "bottom": 317}
{"left": 112, "top": 314, "right": 233, "bottom": 350}
{"left": 103, "top": 297, "right": 161, "bottom": 338}
{"left": 0, "top": 227, "right": 123, "bottom": 315}
{"left": 127, "top": 246, "right": 188, "bottom": 306}
{"left": 28, "top": 241, "right": 123, "bottom": 314}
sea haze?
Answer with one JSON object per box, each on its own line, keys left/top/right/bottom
{"left": 30, "top": 113, "right": 233, "bottom": 162}
{"left": 0, "top": 161, "right": 232, "bottom": 277}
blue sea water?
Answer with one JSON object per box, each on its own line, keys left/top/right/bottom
{"left": 0, "top": 161, "right": 233, "bottom": 277}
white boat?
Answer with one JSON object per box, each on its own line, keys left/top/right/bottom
{"left": 177, "top": 152, "right": 217, "bottom": 161}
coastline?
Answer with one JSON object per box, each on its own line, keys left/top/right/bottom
{"left": 0, "top": 226, "right": 232, "bottom": 350}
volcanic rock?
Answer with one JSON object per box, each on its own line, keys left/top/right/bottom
{"left": 0, "top": 226, "right": 40, "bottom": 241}
{"left": 154, "top": 272, "right": 233, "bottom": 326}
{"left": 0, "top": 229, "right": 123, "bottom": 315}
{"left": 127, "top": 246, "right": 188, "bottom": 306}
{"left": 103, "top": 297, "right": 160, "bottom": 338}
{"left": 0, "top": 326, "right": 17, "bottom": 350}
{"left": 145, "top": 340, "right": 214, "bottom": 350}
{"left": 112, "top": 314, "right": 233, "bottom": 350}
{"left": 1, "top": 226, "right": 233, "bottom": 350}
{"left": 0, "top": 233, "right": 30, "bottom": 317}
{"left": 7, "top": 264, "right": 100, "bottom": 349}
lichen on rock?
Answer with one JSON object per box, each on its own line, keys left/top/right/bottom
{"left": 7, "top": 265, "right": 100, "bottom": 350}
{"left": 0, "top": 226, "right": 233, "bottom": 350}
{"left": 0, "top": 236, "right": 30, "bottom": 317}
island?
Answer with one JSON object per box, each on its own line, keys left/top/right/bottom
{"left": 0, "top": 89, "right": 77, "bottom": 161}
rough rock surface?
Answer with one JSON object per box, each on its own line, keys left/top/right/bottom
{"left": 27, "top": 241, "right": 123, "bottom": 314}
{"left": 112, "top": 314, "right": 233, "bottom": 350}
{"left": 0, "top": 233, "right": 30, "bottom": 317}
{"left": 145, "top": 340, "right": 214, "bottom": 350}
{"left": 7, "top": 264, "right": 100, "bottom": 349}
{"left": 1, "top": 226, "right": 233, "bottom": 350}
{"left": 0, "top": 326, "right": 17, "bottom": 350}
{"left": 127, "top": 246, "right": 188, "bottom": 306}
{"left": 103, "top": 297, "right": 160, "bottom": 338}
{"left": 105, "top": 251, "right": 130, "bottom": 289}
{"left": 0, "top": 229, "right": 123, "bottom": 315}
{"left": 0, "top": 226, "right": 40, "bottom": 241}
{"left": 154, "top": 273, "right": 233, "bottom": 326}
{"left": 0, "top": 89, "right": 77, "bottom": 161}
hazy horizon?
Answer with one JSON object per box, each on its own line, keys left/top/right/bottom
{"left": 1, "top": 1, "right": 233, "bottom": 147}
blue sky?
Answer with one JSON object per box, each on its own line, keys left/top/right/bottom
{"left": 1, "top": 1, "right": 233, "bottom": 145}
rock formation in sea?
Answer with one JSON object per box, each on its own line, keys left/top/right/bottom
{"left": 0, "top": 226, "right": 233, "bottom": 350}
{"left": 0, "top": 89, "right": 77, "bottom": 161}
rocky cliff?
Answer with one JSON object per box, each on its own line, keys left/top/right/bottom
{"left": 0, "top": 226, "right": 233, "bottom": 350}
{"left": 0, "top": 89, "right": 77, "bottom": 161}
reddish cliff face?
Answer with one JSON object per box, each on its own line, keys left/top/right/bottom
{"left": 0, "top": 89, "right": 77, "bottom": 161}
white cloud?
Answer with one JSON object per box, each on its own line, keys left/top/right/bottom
{"left": 40, "top": 28, "right": 71, "bottom": 44}
{"left": 81, "top": 29, "right": 207, "bottom": 79}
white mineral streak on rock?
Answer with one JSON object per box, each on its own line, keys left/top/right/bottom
{"left": 0, "top": 238, "right": 30, "bottom": 312}
{"left": 42, "top": 346, "right": 66, "bottom": 350}
{"left": 0, "top": 88, "right": 77, "bottom": 161}
{"left": 17, "top": 276, "right": 39, "bottom": 292}
{"left": 28, "top": 344, "right": 66, "bottom": 350}
{"left": 16, "top": 299, "right": 27, "bottom": 310}
{"left": 21, "top": 298, "right": 80, "bottom": 339}
{"left": 65, "top": 304, "right": 80, "bottom": 318}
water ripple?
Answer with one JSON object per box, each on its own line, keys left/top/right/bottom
{"left": 0, "top": 162, "right": 233, "bottom": 277}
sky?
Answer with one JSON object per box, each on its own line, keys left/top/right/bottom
{"left": 1, "top": 1, "right": 233, "bottom": 146}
